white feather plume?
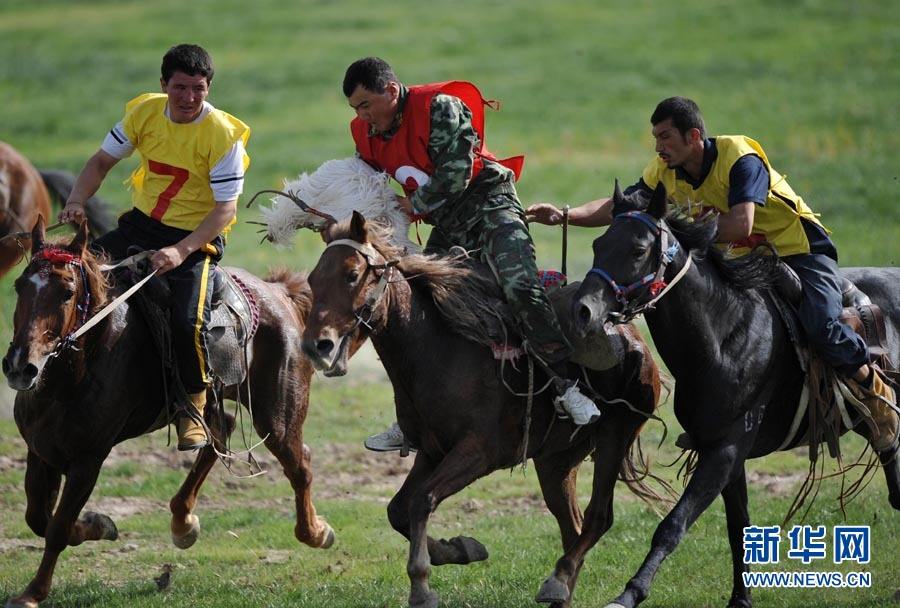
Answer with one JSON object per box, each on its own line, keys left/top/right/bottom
{"left": 257, "top": 157, "right": 419, "bottom": 252}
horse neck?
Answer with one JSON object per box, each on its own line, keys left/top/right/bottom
{"left": 644, "top": 252, "right": 752, "bottom": 373}
{"left": 370, "top": 272, "right": 447, "bottom": 374}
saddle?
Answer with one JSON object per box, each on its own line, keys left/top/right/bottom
{"left": 206, "top": 268, "right": 260, "bottom": 385}
{"left": 122, "top": 260, "right": 259, "bottom": 389}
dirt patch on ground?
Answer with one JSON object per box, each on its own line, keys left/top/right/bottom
{"left": 83, "top": 496, "right": 168, "bottom": 521}
{"left": 746, "top": 470, "right": 808, "bottom": 496}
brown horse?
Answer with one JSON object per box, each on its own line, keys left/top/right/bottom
{"left": 0, "top": 142, "right": 116, "bottom": 279}
{"left": 0, "top": 142, "right": 52, "bottom": 278}
{"left": 1, "top": 218, "right": 357, "bottom": 608}
{"left": 301, "top": 212, "right": 662, "bottom": 608}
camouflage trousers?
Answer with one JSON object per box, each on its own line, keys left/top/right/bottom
{"left": 426, "top": 193, "right": 572, "bottom": 363}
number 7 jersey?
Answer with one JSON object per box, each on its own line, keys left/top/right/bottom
{"left": 121, "top": 93, "right": 250, "bottom": 232}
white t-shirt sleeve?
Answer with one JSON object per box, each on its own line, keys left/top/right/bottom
{"left": 209, "top": 139, "right": 246, "bottom": 202}
{"left": 100, "top": 121, "right": 135, "bottom": 159}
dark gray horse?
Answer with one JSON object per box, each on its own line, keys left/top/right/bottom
{"left": 572, "top": 183, "right": 899, "bottom": 608}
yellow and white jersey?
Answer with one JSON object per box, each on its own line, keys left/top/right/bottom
{"left": 105, "top": 93, "right": 250, "bottom": 232}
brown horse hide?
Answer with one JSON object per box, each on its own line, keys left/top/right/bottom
{"left": 0, "top": 141, "right": 52, "bottom": 277}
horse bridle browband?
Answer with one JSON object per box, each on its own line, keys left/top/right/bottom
{"left": 325, "top": 239, "right": 400, "bottom": 332}
{"left": 30, "top": 246, "right": 93, "bottom": 354}
{"left": 586, "top": 211, "right": 692, "bottom": 323}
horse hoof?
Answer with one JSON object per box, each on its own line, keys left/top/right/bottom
{"left": 536, "top": 575, "right": 570, "bottom": 604}
{"left": 5, "top": 596, "right": 39, "bottom": 608}
{"left": 319, "top": 524, "right": 335, "bottom": 549}
{"left": 172, "top": 513, "right": 200, "bottom": 549}
{"left": 83, "top": 511, "right": 119, "bottom": 541}
{"left": 409, "top": 590, "right": 439, "bottom": 608}
{"left": 603, "top": 603, "right": 627, "bottom": 608}
{"left": 452, "top": 536, "right": 488, "bottom": 563}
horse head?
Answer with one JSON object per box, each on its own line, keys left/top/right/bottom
{"left": 573, "top": 181, "right": 680, "bottom": 333}
{"left": 2, "top": 217, "right": 101, "bottom": 390}
{"left": 302, "top": 211, "right": 397, "bottom": 377}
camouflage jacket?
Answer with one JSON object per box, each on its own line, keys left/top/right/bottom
{"left": 409, "top": 92, "right": 517, "bottom": 223}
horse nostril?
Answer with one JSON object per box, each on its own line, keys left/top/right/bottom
{"left": 316, "top": 339, "right": 334, "bottom": 357}
{"left": 578, "top": 303, "right": 594, "bottom": 328}
{"left": 1, "top": 357, "right": 10, "bottom": 376}
{"left": 22, "top": 363, "right": 38, "bottom": 381}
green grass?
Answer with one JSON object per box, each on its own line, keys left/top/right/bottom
{"left": 1, "top": 0, "right": 899, "bottom": 606}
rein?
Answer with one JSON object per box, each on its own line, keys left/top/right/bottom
{"left": 587, "top": 211, "right": 692, "bottom": 323}
{"left": 32, "top": 248, "right": 157, "bottom": 357}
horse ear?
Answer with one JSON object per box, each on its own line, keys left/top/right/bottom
{"left": 349, "top": 210, "right": 368, "bottom": 243}
{"left": 68, "top": 221, "right": 89, "bottom": 255}
{"left": 613, "top": 178, "right": 624, "bottom": 205}
{"left": 648, "top": 183, "right": 668, "bottom": 220}
{"left": 30, "top": 215, "right": 46, "bottom": 254}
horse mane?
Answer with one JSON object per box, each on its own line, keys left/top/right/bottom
{"left": 615, "top": 189, "right": 777, "bottom": 291}
{"left": 264, "top": 267, "right": 312, "bottom": 320}
{"left": 665, "top": 210, "right": 778, "bottom": 291}
{"left": 332, "top": 219, "right": 517, "bottom": 345}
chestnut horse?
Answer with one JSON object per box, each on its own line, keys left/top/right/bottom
{"left": 301, "top": 213, "right": 662, "bottom": 608}
{"left": 1, "top": 218, "right": 358, "bottom": 608}
{"left": 0, "top": 142, "right": 51, "bottom": 278}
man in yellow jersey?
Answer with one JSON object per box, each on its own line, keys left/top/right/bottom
{"left": 59, "top": 44, "right": 250, "bottom": 450}
{"left": 527, "top": 96, "right": 898, "bottom": 457}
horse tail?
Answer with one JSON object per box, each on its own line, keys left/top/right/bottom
{"left": 264, "top": 267, "right": 312, "bottom": 323}
{"left": 618, "top": 435, "right": 679, "bottom": 514}
{"left": 39, "top": 169, "right": 116, "bottom": 237}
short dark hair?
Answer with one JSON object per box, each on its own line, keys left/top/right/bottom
{"left": 342, "top": 57, "right": 397, "bottom": 97}
{"left": 651, "top": 96, "right": 706, "bottom": 139}
{"left": 161, "top": 44, "right": 215, "bottom": 84}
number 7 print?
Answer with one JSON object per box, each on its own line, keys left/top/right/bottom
{"left": 148, "top": 160, "right": 189, "bottom": 221}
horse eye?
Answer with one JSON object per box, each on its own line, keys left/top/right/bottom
{"left": 346, "top": 270, "right": 359, "bottom": 284}
{"left": 633, "top": 247, "right": 649, "bottom": 258}
{"left": 63, "top": 288, "right": 75, "bottom": 300}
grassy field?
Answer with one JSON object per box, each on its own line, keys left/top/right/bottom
{"left": 1, "top": 0, "right": 899, "bottom": 606}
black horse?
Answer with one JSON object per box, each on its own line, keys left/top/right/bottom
{"left": 572, "top": 183, "right": 900, "bottom": 608}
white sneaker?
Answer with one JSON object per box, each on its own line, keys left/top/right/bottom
{"left": 554, "top": 382, "right": 601, "bottom": 426}
{"left": 364, "top": 422, "right": 416, "bottom": 452}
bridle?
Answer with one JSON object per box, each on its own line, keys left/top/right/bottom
{"left": 586, "top": 210, "right": 692, "bottom": 323}
{"left": 28, "top": 246, "right": 93, "bottom": 355}
{"left": 324, "top": 238, "right": 400, "bottom": 333}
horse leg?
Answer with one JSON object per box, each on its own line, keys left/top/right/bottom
{"left": 254, "top": 388, "right": 334, "bottom": 550}
{"left": 721, "top": 467, "right": 752, "bottom": 608}
{"left": 404, "top": 440, "right": 492, "bottom": 608}
{"left": 387, "top": 451, "right": 489, "bottom": 568}
{"left": 23, "top": 450, "right": 62, "bottom": 539}
{"left": 531, "top": 451, "right": 587, "bottom": 607}
{"left": 877, "top": 444, "right": 900, "bottom": 510}
{"left": 852, "top": 425, "right": 900, "bottom": 510}
{"left": 537, "top": 420, "right": 636, "bottom": 607}
{"left": 604, "top": 442, "right": 745, "bottom": 608}
{"left": 7, "top": 459, "right": 111, "bottom": 608}
{"left": 169, "top": 409, "right": 235, "bottom": 549}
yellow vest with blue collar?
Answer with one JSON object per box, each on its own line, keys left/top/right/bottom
{"left": 641, "top": 135, "right": 827, "bottom": 258}
{"left": 122, "top": 93, "right": 250, "bottom": 232}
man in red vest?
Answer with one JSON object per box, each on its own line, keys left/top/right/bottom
{"left": 344, "top": 57, "right": 601, "bottom": 452}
